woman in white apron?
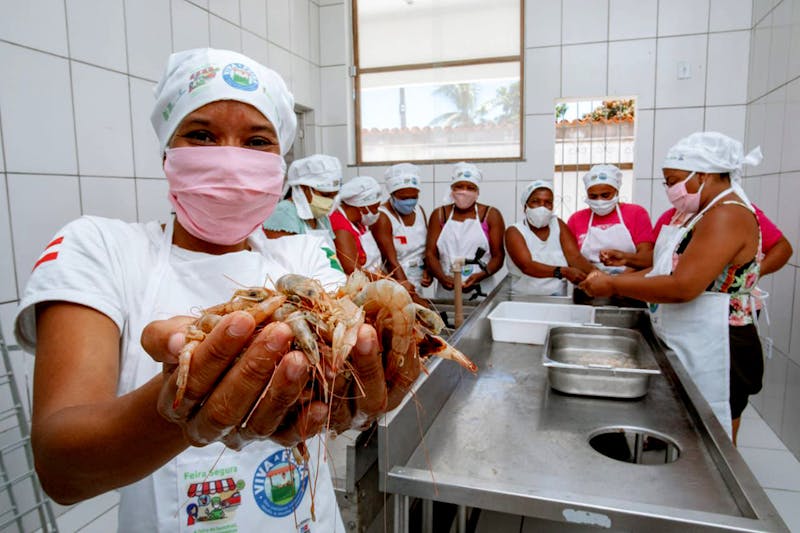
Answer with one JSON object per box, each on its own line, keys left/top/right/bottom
{"left": 329, "top": 176, "right": 384, "bottom": 275}
{"left": 372, "top": 163, "right": 429, "bottom": 300}
{"left": 13, "top": 49, "right": 419, "bottom": 532}
{"left": 505, "top": 180, "right": 595, "bottom": 296}
{"left": 580, "top": 132, "right": 764, "bottom": 443}
{"left": 263, "top": 153, "right": 342, "bottom": 251}
{"left": 567, "top": 164, "right": 655, "bottom": 274}
{"left": 425, "top": 162, "right": 506, "bottom": 301}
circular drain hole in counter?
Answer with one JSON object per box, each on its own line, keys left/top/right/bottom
{"left": 589, "top": 427, "right": 680, "bottom": 465}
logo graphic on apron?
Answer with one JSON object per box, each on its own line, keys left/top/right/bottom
{"left": 253, "top": 449, "right": 309, "bottom": 518}
{"left": 184, "top": 475, "right": 245, "bottom": 527}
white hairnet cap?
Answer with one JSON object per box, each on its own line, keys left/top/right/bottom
{"left": 151, "top": 48, "right": 296, "bottom": 155}
{"left": 583, "top": 164, "right": 622, "bottom": 191}
{"left": 520, "top": 179, "right": 554, "bottom": 205}
{"left": 339, "top": 176, "right": 383, "bottom": 207}
{"left": 663, "top": 131, "right": 762, "bottom": 182}
{"left": 451, "top": 162, "right": 482, "bottom": 186}
{"left": 385, "top": 163, "right": 421, "bottom": 193}
{"left": 287, "top": 154, "right": 342, "bottom": 192}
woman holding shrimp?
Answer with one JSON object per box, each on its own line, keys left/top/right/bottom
{"left": 14, "top": 49, "right": 418, "bottom": 532}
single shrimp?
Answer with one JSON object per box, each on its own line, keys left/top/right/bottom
{"left": 416, "top": 330, "right": 478, "bottom": 373}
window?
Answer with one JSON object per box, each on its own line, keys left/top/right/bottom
{"left": 352, "top": 0, "right": 523, "bottom": 164}
{"left": 553, "top": 98, "right": 636, "bottom": 220}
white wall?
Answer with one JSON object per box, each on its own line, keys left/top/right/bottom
{"left": 744, "top": 0, "right": 800, "bottom": 459}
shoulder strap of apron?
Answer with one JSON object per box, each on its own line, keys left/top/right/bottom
{"left": 685, "top": 187, "right": 733, "bottom": 230}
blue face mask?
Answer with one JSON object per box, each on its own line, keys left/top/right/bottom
{"left": 391, "top": 196, "right": 418, "bottom": 215}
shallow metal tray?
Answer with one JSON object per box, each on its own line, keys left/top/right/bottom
{"left": 543, "top": 325, "right": 660, "bottom": 398}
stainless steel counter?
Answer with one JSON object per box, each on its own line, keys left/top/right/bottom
{"left": 379, "top": 279, "right": 788, "bottom": 532}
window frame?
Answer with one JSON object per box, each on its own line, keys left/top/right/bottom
{"left": 351, "top": 0, "right": 525, "bottom": 166}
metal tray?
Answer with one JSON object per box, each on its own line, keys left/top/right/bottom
{"left": 543, "top": 326, "right": 661, "bottom": 398}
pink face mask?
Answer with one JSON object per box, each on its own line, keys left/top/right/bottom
{"left": 164, "top": 146, "right": 284, "bottom": 246}
{"left": 452, "top": 189, "right": 478, "bottom": 210}
{"left": 666, "top": 172, "right": 703, "bottom": 215}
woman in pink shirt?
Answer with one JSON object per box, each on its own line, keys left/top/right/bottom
{"left": 567, "top": 164, "right": 655, "bottom": 273}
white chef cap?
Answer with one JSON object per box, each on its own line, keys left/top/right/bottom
{"left": 151, "top": 48, "right": 296, "bottom": 155}
{"left": 385, "top": 163, "right": 422, "bottom": 193}
{"left": 520, "top": 179, "right": 554, "bottom": 206}
{"left": 339, "top": 176, "right": 383, "bottom": 207}
{"left": 583, "top": 164, "right": 623, "bottom": 191}
{"left": 662, "top": 131, "right": 762, "bottom": 182}
{"left": 287, "top": 154, "right": 343, "bottom": 192}
{"left": 451, "top": 162, "right": 482, "bottom": 187}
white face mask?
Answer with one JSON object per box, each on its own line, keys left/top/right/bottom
{"left": 525, "top": 206, "right": 552, "bottom": 228}
{"left": 360, "top": 208, "right": 380, "bottom": 227}
{"left": 585, "top": 195, "right": 618, "bottom": 216}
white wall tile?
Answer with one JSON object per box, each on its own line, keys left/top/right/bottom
{"left": 782, "top": 79, "right": 800, "bottom": 173}
{"left": 172, "top": 0, "right": 210, "bottom": 52}
{"left": 634, "top": 109, "right": 654, "bottom": 180}
{"left": 768, "top": 1, "right": 792, "bottom": 92}
{"left": 608, "top": 39, "right": 656, "bottom": 109}
{"left": 0, "top": 128, "right": 4, "bottom": 172}
{"left": 268, "top": 0, "right": 292, "bottom": 51}
{"left": 562, "top": 43, "right": 607, "bottom": 99}
{"left": 210, "top": 14, "right": 242, "bottom": 51}
{"left": 8, "top": 174, "right": 81, "bottom": 293}
{"left": 71, "top": 62, "right": 134, "bottom": 177}
{"left": 477, "top": 180, "right": 516, "bottom": 230}
{"left": 658, "top": 0, "right": 710, "bottom": 36}
{"left": 317, "top": 0, "right": 343, "bottom": 4}
{"left": 124, "top": 0, "right": 172, "bottom": 81}
{"left": 522, "top": 114, "right": 556, "bottom": 182}
{"left": 188, "top": 0, "right": 209, "bottom": 8}
{"left": 480, "top": 162, "right": 517, "bottom": 182}
{"left": 291, "top": 56, "right": 313, "bottom": 109}
{"left": 709, "top": 0, "right": 752, "bottom": 31}
{"left": 562, "top": 0, "right": 608, "bottom": 44}
{"left": 770, "top": 265, "right": 796, "bottom": 358}
{"left": 0, "top": 174, "right": 16, "bottom": 302}
{"left": 321, "top": 125, "right": 350, "bottom": 166}
{"left": 0, "top": 303, "right": 19, "bottom": 346}
{"left": 308, "top": 66, "right": 321, "bottom": 117}
{"left": 789, "top": 0, "right": 800, "bottom": 82}
{"left": 745, "top": 97, "right": 767, "bottom": 174}
{"left": 320, "top": 66, "right": 347, "bottom": 125}
{"left": 777, "top": 172, "right": 800, "bottom": 266}
{"left": 759, "top": 174, "right": 781, "bottom": 231}
{"left": 525, "top": 0, "right": 561, "bottom": 48}
{"left": 0, "top": 0, "right": 68, "bottom": 55}
{"left": 209, "top": 0, "right": 240, "bottom": 24}
{"left": 418, "top": 181, "right": 435, "bottom": 219}
{"left": 704, "top": 105, "right": 747, "bottom": 141}
{"left": 655, "top": 35, "right": 708, "bottom": 108}
{"left": 791, "top": 269, "right": 800, "bottom": 362}
{"left": 432, "top": 164, "right": 450, "bottom": 183}
{"left": 66, "top": 0, "right": 127, "bottom": 72}
{"left": 0, "top": 44, "right": 76, "bottom": 174}
{"left": 761, "top": 87, "right": 787, "bottom": 175}
{"left": 633, "top": 178, "right": 653, "bottom": 215}
{"left": 128, "top": 78, "right": 163, "bottom": 179}
{"left": 136, "top": 177, "right": 171, "bottom": 223}
{"left": 291, "top": 0, "right": 310, "bottom": 60}
{"left": 706, "top": 31, "right": 750, "bottom": 106}
{"left": 524, "top": 47, "right": 561, "bottom": 115}
{"left": 753, "top": 0, "right": 779, "bottom": 25}
{"left": 749, "top": 16, "right": 772, "bottom": 101}
{"left": 651, "top": 107, "right": 705, "bottom": 179}
{"left": 242, "top": 32, "right": 270, "bottom": 67}
{"left": 310, "top": 3, "right": 320, "bottom": 65}
{"left": 268, "top": 43, "right": 293, "bottom": 91}
{"left": 241, "top": 0, "right": 268, "bottom": 39}
{"left": 760, "top": 350, "right": 788, "bottom": 432}
{"left": 80, "top": 176, "right": 137, "bottom": 221}
{"left": 609, "top": 0, "right": 658, "bottom": 40}
{"left": 781, "top": 359, "right": 800, "bottom": 457}
{"left": 319, "top": 4, "right": 346, "bottom": 66}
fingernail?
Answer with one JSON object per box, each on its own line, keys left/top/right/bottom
{"left": 226, "top": 314, "right": 250, "bottom": 338}
{"left": 286, "top": 353, "right": 307, "bottom": 381}
{"left": 356, "top": 329, "right": 376, "bottom": 356}
{"left": 167, "top": 332, "right": 185, "bottom": 356}
{"left": 311, "top": 404, "right": 328, "bottom": 423}
{"left": 265, "top": 325, "right": 288, "bottom": 352}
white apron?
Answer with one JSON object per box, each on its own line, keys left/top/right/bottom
{"left": 435, "top": 205, "right": 499, "bottom": 299}
{"left": 646, "top": 189, "right": 734, "bottom": 437}
{"left": 378, "top": 204, "right": 427, "bottom": 290}
{"left": 118, "top": 220, "right": 342, "bottom": 533}
{"left": 579, "top": 204, "right": 636, "bottom": 274}
{"left": 507, "top": 218, "right": 568, "bottom": 296}
{"left": 304, "top": 219, "right": 335, "bottom": 251}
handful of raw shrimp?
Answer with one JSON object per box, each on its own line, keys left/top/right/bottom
{"left": 175, "top": 269, "right": 477, "bottom": 416}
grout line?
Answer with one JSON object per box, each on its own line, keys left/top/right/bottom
{"left": 62, "top": 0, "right": 84, "bottom": 216}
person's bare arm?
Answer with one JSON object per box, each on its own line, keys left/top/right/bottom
{"left": 760, "top": 236, "right": 792, "bottom": 276}
{"left": 505, "top": 225, "right": 583, "bottom": 283}
{"left": 264, "top": 228, "right": 297, "bottom": 239}
{"left": 371, "top": 211, "right": 409, "bottom": 285}
{"left": 334, "top": 229, "right": 361, "bottom": 275}
{"left": 425, "top": 207, "right": 453, "bottom": 290}
{"left": 464, "top": 206, "right": 505, "bottom": 289}
{"left": 559, "top": 219, "right": 596, "bottom": 274}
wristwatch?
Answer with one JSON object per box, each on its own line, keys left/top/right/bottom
{"left": 553, "top": 266, "right": 563, "bottom": 279}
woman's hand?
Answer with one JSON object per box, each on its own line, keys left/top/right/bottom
{"left": 562, "top": 266, "right": 587, "bottom": 284}
{"left": 439, "top": 275, "right": 455, "bottom": 291}
{"left": 420, "top": 269, "right": 433, "bottom": 287}
{"left": 462, "top": 272, "right": 484, "bottom": 290}
{"left": 579, "top": 270, "right": 615, "bottom": 297}
{"left": 599, "top": 249, "right": 627, "bottom": 267}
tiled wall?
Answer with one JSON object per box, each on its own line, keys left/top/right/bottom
{"left": 744, "top": 0, "right": 800, "bottom": 459}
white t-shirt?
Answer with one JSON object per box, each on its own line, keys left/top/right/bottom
{"left": 14, "top": 216, "right": 346, "bottom": 533}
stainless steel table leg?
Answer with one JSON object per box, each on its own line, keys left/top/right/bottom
{"left": 394, "top": 495, "right": 410, "bottom": 533}
{"left": 422, "top": 499, "right": 433, "bottom": 533}
{"left": 458, "top": 505, "right": 467, "bottom": 533}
